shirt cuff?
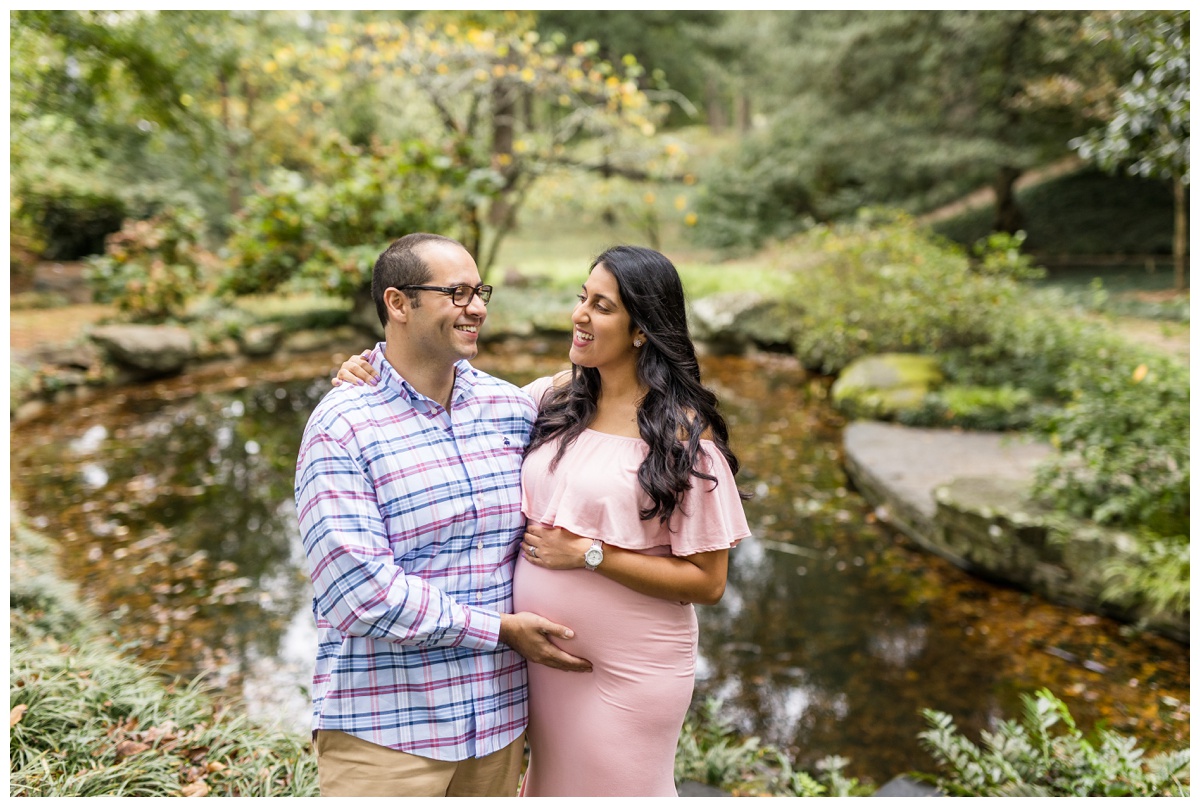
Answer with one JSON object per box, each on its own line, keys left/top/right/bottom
{"left": 455, "top": 605, "right": 502, "bottom": 652}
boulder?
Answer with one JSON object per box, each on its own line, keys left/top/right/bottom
{"left": 89, "top": 324, "right": 195, "bottom": 378}
{"left": 689, "top": 291, "right": 796, "bottom": 355}
{"left": 831, "top": 354, "right": 943, "bottom": 419}
{"left": 238, "top": 323, "right": 286, "bottom": 357}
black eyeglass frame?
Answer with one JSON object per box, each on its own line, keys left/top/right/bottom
{"left": 396, "top": 283, "right": 493, "bottom": 307}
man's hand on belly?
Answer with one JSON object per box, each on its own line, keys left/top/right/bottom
{"left": 500, "top": 612, "right": 592, "bottom": 673}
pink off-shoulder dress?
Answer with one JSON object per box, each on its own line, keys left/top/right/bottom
{"left": 514, "top": 376, "right": 751, "bottom": 797}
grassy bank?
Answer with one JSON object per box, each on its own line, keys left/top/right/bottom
{"left": 10, "top": 511, "right": 320, "bottom": 797}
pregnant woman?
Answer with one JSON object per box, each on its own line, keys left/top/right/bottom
{"left": 336, "top": 245, "right": 750, "bottom": 796}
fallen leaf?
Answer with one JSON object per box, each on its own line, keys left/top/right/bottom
{"left": 181, "top": 780, "right": 209, "bottom": 797}
{"left": 115, "top": 740, "right": 152, "bottom": 759}
{"left": 206, "top": 761, "right": 227, "bottom": 773}
{"left": 10, "top": 704, "right": 28, "bottom": 727}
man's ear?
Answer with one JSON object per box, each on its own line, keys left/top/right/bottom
{"left": 384, "top": 287, "right": 410, "bottom": 324}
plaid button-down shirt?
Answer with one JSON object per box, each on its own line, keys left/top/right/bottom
{"left": 295, "top": 346, "right": 535, "bottom": 760}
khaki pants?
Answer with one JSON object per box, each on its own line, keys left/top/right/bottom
{"left": 314, "top": 730, "right": 525, "bottom": 797}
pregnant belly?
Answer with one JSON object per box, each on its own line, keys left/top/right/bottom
{"left": 512, "top": 552, "right": 697, "bottom": 667}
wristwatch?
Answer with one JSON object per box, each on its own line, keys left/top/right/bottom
{"left": 584, "top": 539, "right": 604, "bottom": 571}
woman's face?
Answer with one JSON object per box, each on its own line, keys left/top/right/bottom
{"left": 569, "top": 263, "right": 642, "bottom": 373}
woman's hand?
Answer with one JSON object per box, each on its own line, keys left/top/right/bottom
{"left": 522, "top": 524, "right": 591, "bottom": 571}
{"left": 332, "top": 350, "right": 380, "bottom": 387}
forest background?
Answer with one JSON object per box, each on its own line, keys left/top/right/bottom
{"left": 9, "top": 8, "right": 1191, "bottom": 798}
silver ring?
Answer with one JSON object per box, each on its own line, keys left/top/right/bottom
{"left": 529, "top": 546, "right": 538, "bottom": 559}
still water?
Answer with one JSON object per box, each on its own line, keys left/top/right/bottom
{"left": 11, "top": 340, "right": 1189, "bottom": 783}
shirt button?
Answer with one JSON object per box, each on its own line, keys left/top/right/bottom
{"left": 477, "top": 540, "right": 484, "bottom": 550}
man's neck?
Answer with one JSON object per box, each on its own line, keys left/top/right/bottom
{"left": 383, "top": 340, "right": 457, "bottom": 411}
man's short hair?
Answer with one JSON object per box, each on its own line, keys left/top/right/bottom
{"left": 371, "top": 233, "right": 466, "bottom": 328}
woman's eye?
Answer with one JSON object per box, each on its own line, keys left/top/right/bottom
{"left": 576, "top": 294, "right": 586, "bottom": 303}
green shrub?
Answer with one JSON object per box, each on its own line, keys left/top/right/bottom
{"left": 675, "top": 697, "right": 872, "bottom": 796}
{"left": 918, "top": 688, "right": 1189, "bottom": 796}
{"left": 220, "top": 135, "right": 499, "bottom": 300}
{"left": 783, "top": 210, "right": 1022, "bottom": 375}
{"left": 1098, "top": 532, "right": 1190, "bottom": 620}
{"left": 16, "top": 181, "right": 128, "bottom": 261}
{"left": 1033, "top": 352, "right": 1189, "bottom": 537}
{"left": 85, "top": 206, "right": 217, "bottom": 322}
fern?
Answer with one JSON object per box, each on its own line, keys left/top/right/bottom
{"left": 918, "top": 688, "right": 1189, "bottom": 797}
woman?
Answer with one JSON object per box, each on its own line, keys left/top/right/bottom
{"left": 336, "top": 245, "right": 750, "bottom": 796}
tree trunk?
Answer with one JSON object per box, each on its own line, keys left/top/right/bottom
{"left": 218, "top": 70, "right": 241, "bottom": 215}
{"left": 735, "top": 91, "right": 751, "bottom": 133}
{"left": 1173, "top": 177, "right": 1188, "bottom": 291}
{"left": 706, "top": 76, "right": 726, "bottom": 133}
{"left": 489, "top": 78, "right": 517, "bottom": 229}
{"left": 992, "top": 165, "right": 1023, "bottom": 234}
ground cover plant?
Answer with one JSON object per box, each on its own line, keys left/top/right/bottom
{"left": 918, "top": 688, "right": 1190, "bottom": 796}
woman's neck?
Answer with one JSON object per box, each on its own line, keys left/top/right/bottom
{"left": 590, "top": 365, "right": 646, "bottom": 436}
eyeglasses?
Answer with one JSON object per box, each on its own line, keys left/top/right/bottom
{"left": 397, "top": 283, "right": 493, "bottom": 307}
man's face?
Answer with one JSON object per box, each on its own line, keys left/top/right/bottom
{"left": 405, "top": 242, "right": 487, "bottom": 366}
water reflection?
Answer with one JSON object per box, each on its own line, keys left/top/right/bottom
{"left": 9, "top": 346, "right": 1189, "bottom": 784}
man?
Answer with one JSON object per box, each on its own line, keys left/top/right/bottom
{"left": 295, "top": 233, "right": 589, "bottom": 797}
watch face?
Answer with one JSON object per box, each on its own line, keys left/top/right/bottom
{"left": 585, "top": 547, "right": 603, "bottom": 567}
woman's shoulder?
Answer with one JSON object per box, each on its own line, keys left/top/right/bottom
{"left": 522, "top": 370, "right": 572, "bottom": 409}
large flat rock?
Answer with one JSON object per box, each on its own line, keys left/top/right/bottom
{"left": 843, "top": 421, "right": 1052, "bottom": 542}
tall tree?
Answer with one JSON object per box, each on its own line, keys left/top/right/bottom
{"left": 695, "top": 10, "right": 1117, "bottom": 248}
{"left": 1070, "top": 11, "right": 1189, "bottom": 290}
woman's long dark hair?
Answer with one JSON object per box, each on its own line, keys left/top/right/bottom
{"left": 527, "top": 245, "right": 748, "bottom": 526}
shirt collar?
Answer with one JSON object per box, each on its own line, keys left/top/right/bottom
{"left": 376, "top": 343, "right": 478, "bottom": 410}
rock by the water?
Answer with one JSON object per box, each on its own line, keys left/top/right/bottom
{"left": 238, "top": 323, "right": 285, "bottom": 357}
{"left": 873, "top": 775, "right": 942, "bottom": 797}
{"left": 677, "top": 780, "right": 731, "bottom": 797}
{"left": 89, "top": 324, "right": 195, "bottom": 378}
{"left": 690, "top": 291, "right": 796, "bottom": 354}
{"left": 831, "top": 354, "right": 943, "bottom": 419}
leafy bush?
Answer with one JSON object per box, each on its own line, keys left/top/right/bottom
{"left": 1033, "top": 352, "right": 1189, "bottom": 536}
{"left": 85, "top": 206, "right": 217, "bottom": 322}
{"left": 918, "top": 688, "right": 1189, "bottom": 796}
{"left": 675, "top": 697, "right": 871, "bottom": 797}
{"left": 220, "top": 135, "right": 500, "bottom": 300}
{"left": 782, "top": 210, "right": 1024, "bottom": 375}
{"left": 1098, "top": 532, "right": 1191, "bottom": 620}
{"left": 16, "top": 181, "right": 128, "bottom": 261}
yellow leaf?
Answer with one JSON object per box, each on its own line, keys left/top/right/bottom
{"left": 181, "top": 780, "right": 209, "bottom": 798}
{"left": 685, "top": 212, "right": 698, "bottom": 227}
{"left": 674, "top": 195, "right": 687, "bottom": 211}
{"left": 10, "top": 704, "right": 28, "bottom": 727}
{"left": 1132, "top": 364, "right": 1149, "bottom": 383}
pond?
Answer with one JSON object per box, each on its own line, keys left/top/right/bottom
{"left": 10, "top": 339, "right": 1189, "bottom": 784}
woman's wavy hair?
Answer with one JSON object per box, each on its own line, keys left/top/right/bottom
{"left": 527, "top": 245, "right": 748, "bottom": 526}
